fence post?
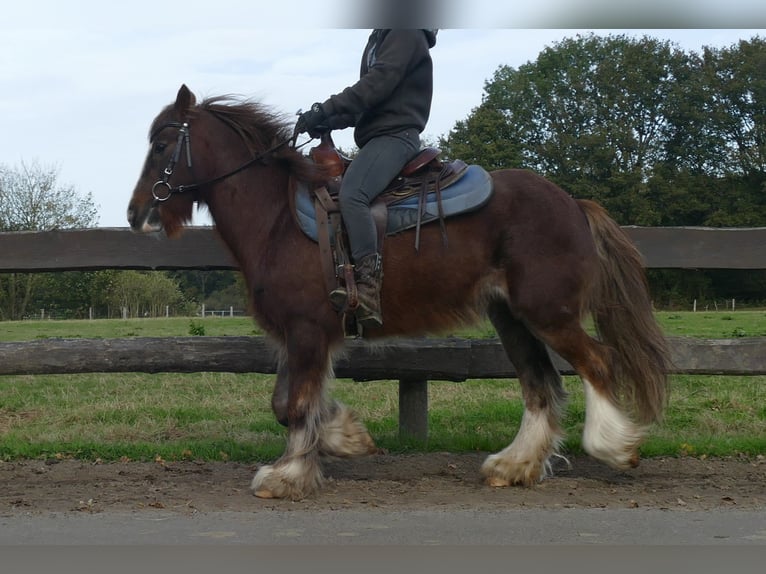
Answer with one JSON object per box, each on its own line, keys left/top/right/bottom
{"left": 398, "top": 378, "right": 428, "bottom": 442}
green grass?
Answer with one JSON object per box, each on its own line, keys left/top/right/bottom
{"left": 0, "top": 316, "right": 260, "bottom": 342}
{"left": 0, "top": 312, "right": 764, "bottom": 462}
{"left": 1, "top": 372, "right": 763, "bottom": 463}
{"left": 0, "top": 309, "right": 764, "bottom": 342}
{"left": 655, "top": 310, "right": 766, "bottom": 338}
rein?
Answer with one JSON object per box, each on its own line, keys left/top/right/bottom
{"left": 150, "top": 120, "right": 307, "bottom": 204}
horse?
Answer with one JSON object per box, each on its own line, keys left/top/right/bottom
{"left": 127, "top": 84, "right": 670, "bottom": 500}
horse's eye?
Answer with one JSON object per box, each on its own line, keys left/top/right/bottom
{"left": 153, "top": 142, "right": 167, "bottom": 154}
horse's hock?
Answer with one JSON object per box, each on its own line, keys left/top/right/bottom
{"left": 0, "top": 227, "right": 765, "bottom": 441}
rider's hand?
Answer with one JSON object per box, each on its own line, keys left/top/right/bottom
{"left": 295, "top": 103, "right": 328, "bottom": 138}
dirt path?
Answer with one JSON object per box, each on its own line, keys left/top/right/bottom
{"left": 1, "top": 453, "right": 764, "bottom": 515}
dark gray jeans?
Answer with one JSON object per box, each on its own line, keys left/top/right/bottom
{"left": 340, "top": 128, "right": 421, "bottom": 262}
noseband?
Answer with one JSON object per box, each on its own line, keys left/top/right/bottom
{"left": 150, "top": 118, "right": 304, "bottom": 206}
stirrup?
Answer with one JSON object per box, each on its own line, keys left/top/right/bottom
{"left": 328, "top": 286, "right": 347, "bottom": 311}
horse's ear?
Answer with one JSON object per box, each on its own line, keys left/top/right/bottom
{"left": 175, "top": 84, "right": 196, "bottom": 114}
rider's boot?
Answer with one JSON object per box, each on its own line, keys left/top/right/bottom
{"left": 353, "top": 253, "right": 383, "bottom": 328}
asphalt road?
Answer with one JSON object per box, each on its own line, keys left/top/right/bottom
{"left": 3, "top": 508, "right": 766, "bottom": 545}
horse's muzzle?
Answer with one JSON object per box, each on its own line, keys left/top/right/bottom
{"left": 127, "top": 202, "right": 163, "bottom": 233}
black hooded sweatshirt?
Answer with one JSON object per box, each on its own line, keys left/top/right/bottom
{"left": 320, "top": 29, "right": 437, "bottom": 148}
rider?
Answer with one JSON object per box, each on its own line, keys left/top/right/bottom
{"left": 295, "top": 29, "right": 437, "bottom": 328}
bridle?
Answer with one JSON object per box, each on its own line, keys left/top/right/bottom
{"left": 150, "top": 121, "right": 192, "bottom": 203}
{"left": 149, "top": 118, "right": 306, "bottom": 205}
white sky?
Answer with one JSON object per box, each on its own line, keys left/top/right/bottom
{"left": 0, "top": 1, "right": 763, "bottom": 227}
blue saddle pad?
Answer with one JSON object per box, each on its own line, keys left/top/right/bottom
{"left": 295, "top": 164, "right": 493, "bottom": 242}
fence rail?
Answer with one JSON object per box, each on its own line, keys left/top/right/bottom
{"left": 1, "top": 335, "right": 765, "bottom": 378}
{"left": 1, "top": 226, "right": 765, "bottom": 439}
{"left": 1, "top": 226, "right": 765, "bottom": 271}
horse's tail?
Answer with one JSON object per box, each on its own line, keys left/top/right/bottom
{"left": 578, "top": 199, "right": 670, "bottom": 424}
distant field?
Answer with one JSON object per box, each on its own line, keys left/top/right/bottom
{"left": 0, "top": 316, "right": 260, "bottom": 342}
{"left": 0, "top": 309, "right": 764, "bottom": 341}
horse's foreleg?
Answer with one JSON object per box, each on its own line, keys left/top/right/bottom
{"left": 481, "top": 301, "right": 568, "bottom": 486}
{"left": 251, "top": 330, "right": 330, "bottom": 500}
{"left": 271, "top": 360, "right": 289, "bottom": 427}
{"left": 253, "top": 331, "right": 376, "bottom": 500}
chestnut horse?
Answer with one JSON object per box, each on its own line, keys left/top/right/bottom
{"left": 127, "top": 85, "right": 669, "bottom": 500}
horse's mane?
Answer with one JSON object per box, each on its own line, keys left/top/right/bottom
{"left": 199, "top": 96, "right": 289, "bottom": 153}
{"left": 195, "top": 95, "right": 328, "bottom": 183}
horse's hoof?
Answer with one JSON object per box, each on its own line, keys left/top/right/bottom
{"left": 250, "top": 460, "right": 321, "bottom": 500}
{"left": 481, "top": 452, "right": 545, "bottom": 487}
{"left": 486, "top": 476, "right": 511, "bottom": 488}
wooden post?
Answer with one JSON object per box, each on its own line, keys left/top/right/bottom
{"left": 398, "top": 378, "right": 428, "bottom": 442}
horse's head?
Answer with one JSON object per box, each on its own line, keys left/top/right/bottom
{"left": 127, "top": 84, "right": 199, "bottom": 237}
{"left": 129, "top": 84, "right": 333, "bottom": 239}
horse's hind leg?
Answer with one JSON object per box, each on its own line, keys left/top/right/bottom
{"left": 318, "top": 398, "right": 377, "bottom": 458}
{"left": 271, "top": 348, "right": 376, "bottom": 457}
{"left": 481, "top": 300, "right": 568, "bottom": 487}
{"left": 541, "top": 327, "right": 646, "bottom": 470}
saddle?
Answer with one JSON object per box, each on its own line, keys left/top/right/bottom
{"left": 292, "top": 133, "right": 493, "bottom": 321}
{"left": 309, "top": 133, "right": 470, "bottom": 229}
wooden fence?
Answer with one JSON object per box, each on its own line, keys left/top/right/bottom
{"left": 1, "top": 227, "right": 765, "bottom": 440}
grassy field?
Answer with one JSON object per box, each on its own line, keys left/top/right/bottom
{"left": 1, "top": 309, "right": 765, "bottom": 341}
{"left": 0, "top": 311, "right": 764, "bottom": 462}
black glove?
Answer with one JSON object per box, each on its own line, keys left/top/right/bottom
{"left": 295, "top": 102, "right": 328, "bottom": 137}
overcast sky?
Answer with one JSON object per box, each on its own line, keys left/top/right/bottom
{"left": 1, "top": 1, "right": 763, "bottom": 227}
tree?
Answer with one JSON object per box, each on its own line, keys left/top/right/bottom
{"left": 107, "top": 271, "right": 185, "bottom": 318}
{"left": 439, "top": 32, "right": 766, "bottom": 306}
{"left": 0, "top": 160, "right": 98, "bottom": 231}
{"left": 0, "top": 161, "right": 99, "bottom": 319}
{"left": 444, "top": 33, "right": 694, "bottom": 225}
{"left": 439, "top": 104, "right": 524, "bottom": 169}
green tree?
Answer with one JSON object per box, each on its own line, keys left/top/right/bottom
{"left": 446, "top": 33, "right": 694, "bottom": 225}
{"left": 0, "top": 161, "right": 99, "bottom": 319}
{"left": 107, "top": 271, "right": 184, "bottom": 318}
{"left": 0, "top": 160, "right": 98, "bottom": 231}
{"left": 439, "top": 32, "right": 766, "bottom": 306}
{"left": 701, "top": 38, "right": 766, "bottom": 225}
{"left": 440, "top": 104, "right": 524, "bottom": 169}
{"left": 168, "top": 270, "right": 243, "bottom": 308}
